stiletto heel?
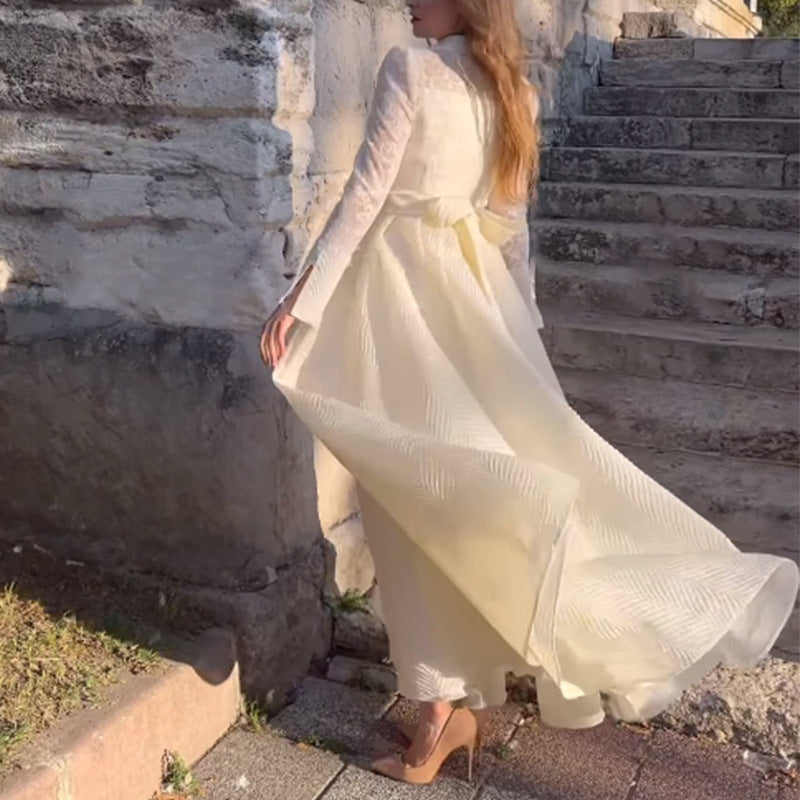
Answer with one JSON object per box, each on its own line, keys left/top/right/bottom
{"left": 466, "top": 737, "right": 476, "bottom": 783}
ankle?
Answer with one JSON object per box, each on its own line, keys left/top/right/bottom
{"left": 420, "top": 700, "right": 453, "bottom": 721}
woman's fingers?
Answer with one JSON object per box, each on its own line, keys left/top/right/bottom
{"left": 259, "top": 321, "right": 272, "bottom": 367}
{"left": 259, "top": 307, "right": 296, "bottom": 368}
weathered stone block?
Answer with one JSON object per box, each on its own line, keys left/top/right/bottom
{"left": 333, "top": 608, "right": 389, "bottom": 663}
{"left": 559, "top": 368, "right": 799, "bottom": 462}
{"left": 614, "top": 38, "right": 695, "bottom": 59}
{"left": 586, "top": 87, "right": 800, "bottom": 119}
{"left": 534, "top": 219, "right": 799, "bottom": 278}
{"left": 601, "top": 58, "right": 783, "bottom": 89}
{"left": 0, "top": 304, "right": 320, "bottom": 588}
{"left": 565, "top": 117, "right": 692, "bottom": 150}
{"left": 621, "top": 11, "right": 703, "bottom": 39}
{"left": 325, "top": 516, "right": 375, "bottom": 595}
{"left": 0, "top": 7, "right": 314, "bottom": 117}
{"left": 691, "top": 119, "right": 799, "bottom": 155}
{"left": 782, "top": 60, "right": 800, "bottom": 91}
{"left": 542, "top": 147, "right": 786, "bottom": 190}
{"left": 0, "top": 216, "right": 289, "bottom": 330}
{"left": 0, "top": 165, "right": 293, "bottom": 229}
{"left": 537, "top": 183, "right": 800, "bottom": 233}
{"left": 546, "top": 315, "right": 800, "bottom": 392}
{"left": 0, "top": 112, "right": 293, "bottom": 179}
{"left": 694, "top": 37, "right": 800, "bottom": 62}
{"left": 785, "top": 155, "right": 800, "bottom": 190}
{"left": 536, "top": 260, "right": 799, "bottom": 330}
{"left": 326, "top": 655, "right": 397, "bottom": 694}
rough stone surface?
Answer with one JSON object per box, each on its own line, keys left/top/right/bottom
{"left": 333, "top": 607, "right": 390, "bottom": 664}
{"left": 586, "top": 87, "right": 800, "bottom": 119}
{"left": 621, "top": 11, "right": 704, "bottom": 39}
{"left": 534, "top": 219, "right": 800, "bottom": 278}
{"left": 0, "top": 305, "right": 320, "bottom": 587}
{"left": 544, "top": 311, "right": 800, "bottom": 391}
{"left": 268, "top": 675, "right": 395, "bottom": 757}
{"left": 327, "top": 655, "right": 398, "bottom": 695}
{"left": 537, "top": 259, "right": 799, "bottom": 330}
{"left": 325, "top": 516, "right": 376, "bottom": 595}
{"left": 602, "top": 58, "right": 785, "bottom": 89}
{"left": 559, "top": 367, "right": 799, "bottom": 463}
{"left": 538, "top": 183, "right": 800, "bottom": 232}
{"left": 542, "top": 147, "right": 788, "bottom": 189}
{"left": 652, "top": 658, "right": 800, "bottom": 757}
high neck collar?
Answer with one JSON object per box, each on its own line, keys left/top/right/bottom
{"left": 434, "top": 33, "right": 469, "bottom": 53}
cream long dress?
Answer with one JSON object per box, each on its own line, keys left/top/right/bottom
{"left": 272, "top": 34, "right": 799, "bottom": 728}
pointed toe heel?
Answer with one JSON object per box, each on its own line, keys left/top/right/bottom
{"left": 373, "top": 707, "right": 478, "bottom": 785}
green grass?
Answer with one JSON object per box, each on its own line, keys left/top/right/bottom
{"left": 324, "top": 588, "right": 369, "bottom": 618}
{"left": 0, "top": 582, "right": 160, "bottom": 773}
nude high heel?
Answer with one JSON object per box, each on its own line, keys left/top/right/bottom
{"left": 372, "top": 706, "right": 479, "bottom": 784}
{"left": 397, "top": 706, "right": 488, "bottom": 769}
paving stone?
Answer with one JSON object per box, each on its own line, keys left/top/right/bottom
{"left": 629, "top": 728, "right": 783, "bottom": 800}
{"left": 319, "top": 764, "right": 477, "bottom": 799}
{"left": 484, "top": 717, "right": 648, "bottom": 800}
{"left": 194, "top": 728, "right": 343, "bottom": 800}
{"left": 268, "top": 676, "right": 396, "bottom": 756}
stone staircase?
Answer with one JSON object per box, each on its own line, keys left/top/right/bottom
{"left": 535, "top": 37, "right": 800, "bottom": 660}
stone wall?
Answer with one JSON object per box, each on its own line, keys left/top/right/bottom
{"left": 0, "top": 0, "right": 329, "bottom": 702}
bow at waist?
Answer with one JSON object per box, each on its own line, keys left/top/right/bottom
{"left": 383, "top": 191, "right": 525, "bottom": 247}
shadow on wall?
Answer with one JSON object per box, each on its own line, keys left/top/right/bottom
{"left": 0, "top": 1, "right": 338, "bottom": 703}
{"left": 0, "top": 274, "right": 332, "bottom": 699}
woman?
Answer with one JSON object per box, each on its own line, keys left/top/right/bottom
{"left": 260, "top": 0, "right": 799, "bottom": 787}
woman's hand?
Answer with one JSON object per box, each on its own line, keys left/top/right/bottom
{"left": 260, "top": 302, "right": 296, "bottom": 368}
{"left": 260, "top": 265, "right": 314, "bottom": 368}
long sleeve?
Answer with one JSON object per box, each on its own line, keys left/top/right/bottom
{"left": 498, "top": 205, "right": 536, "bottom": 312}
{"left": 280, "top": 46, "right": 417, "bottom": 327}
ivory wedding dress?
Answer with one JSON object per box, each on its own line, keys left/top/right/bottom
{"left": 272, "top": 34, "right": 799, "bottom": 728}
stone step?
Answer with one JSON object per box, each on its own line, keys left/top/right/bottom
{"left": 614, "top": 37, "right": 800, "bottom": 63}
{"left": 585, "top": 87, "right": 799, "bottom": 119}
{"left": 614, "top": 443, "right": 798, "bottom": 558}
{"left": 541, "top": 147, "right": 795, "bottom": 190}
{"left": 533, "top": 219, "right": 799, "bottom": 278}
{"left": 536, "top": 260, "right": 798, "bottom": 329}
{"left": 600, "top": 58, "right": 791, "bottom": 89}
{"left": 556, "top": 367, "right": 799, "bottom": 463}
{"left": 563, "top": 116, "right": 799, "bottom": 154}
{"left": 543, "top": 309, "right": 799, "bottom": 391}
{"left": 537, "top": 182, "right": 799, "bottom": 232}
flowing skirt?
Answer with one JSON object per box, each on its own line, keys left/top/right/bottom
{"left": 272, "top": 196, "right": 799, "bottom": 727}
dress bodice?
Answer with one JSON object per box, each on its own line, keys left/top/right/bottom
{"left": 281, "top": 34, "right": 538, "bottom": 328}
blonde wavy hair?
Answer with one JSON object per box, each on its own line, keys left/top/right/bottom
{"left": 456, "top": 0, "right": 539, "bottom": 206}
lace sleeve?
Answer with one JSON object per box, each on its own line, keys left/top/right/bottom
{"left": 499, "top": 206, "right": 536, "bottom": 311}
{"left": 279, "top": 46, "right": 417, "bottom": 327}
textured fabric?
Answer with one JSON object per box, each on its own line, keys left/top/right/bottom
{"left": 272, "top": 34, "right": 799, "bottom": 727}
